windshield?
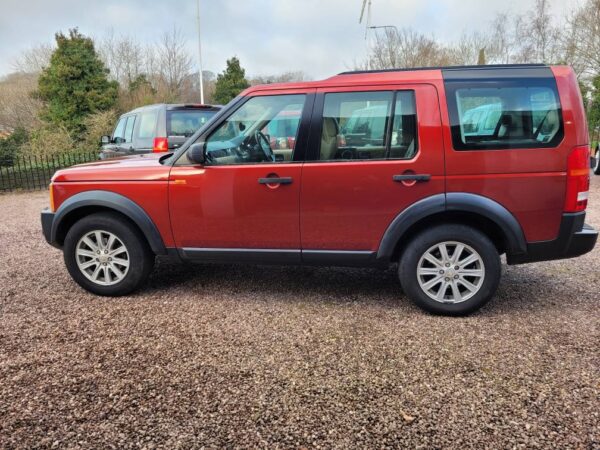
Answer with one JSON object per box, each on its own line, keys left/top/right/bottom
{"left": 167, "top": 109, "right": 218, "bottom": 137}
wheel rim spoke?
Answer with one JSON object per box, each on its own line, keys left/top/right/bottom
{"left": 82, "top": 236, "right": 98, "bottom": 251}
{"left": 422, "top": 275, "right": 444, "bottom": 291}
{"left": 109, "top": 246, "right": 127, "bottom": 257}
{"left": 423, "top": 253, "right": 443, "bottom": 268}
{"left": 451, "top": 244, "right": 464, "bottom": 264}
{"left": 458, "top": 277, "right": 478, "bottom": 293}
{"left": 79, "top": 260, "right": 97, "bottom": 270}
{"left": 450, "top": 281, "right": 462, "bottom": 301}
{"left": 417, "top": 240, "right": 485, "bottom": 304}
{"left": 458, "top": 253, "right": 479, "bottom": 268}
{"left": 417, "top": 267, "right": 442, "bottom": 276}
{"left": 76, "top": 230, "right": 129, "bottom": 286}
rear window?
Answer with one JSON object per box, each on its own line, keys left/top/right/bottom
{"left": 445, "top": 77, "right": 563, "bottom": 150}
{"left": 167, "top": 109, "right": 217, "bottom": 137}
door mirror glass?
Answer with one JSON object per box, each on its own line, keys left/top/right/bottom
{"left": 100, "top": 135, "right": 111, "bottom": 145}
{"left": 188, "top": 143, "right": 205, "bottom": 164}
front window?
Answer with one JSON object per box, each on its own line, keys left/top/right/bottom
{"left": 112, "top": 117, "right": 127, "bottom": 143}
{"left": 204, "top": 95, "right": 306, "bottom": 165}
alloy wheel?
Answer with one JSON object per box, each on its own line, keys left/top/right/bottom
{"left": 75, "top": 230, "right": 130, "bottom": 286}
{"left": 417, "top": 241, "right": 485, "bottom": 304}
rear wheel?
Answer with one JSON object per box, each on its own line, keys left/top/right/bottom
{"left": 64, "top": 212, "right": 154, "bottom": 296}
{"left": 398, "top": 224, "right": 501, "bottom": 316}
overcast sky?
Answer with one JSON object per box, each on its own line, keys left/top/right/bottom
{"left": 0, "top": 0, "right": 577, "bottom": 80}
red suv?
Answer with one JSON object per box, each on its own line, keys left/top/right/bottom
{"left": 41, "top": 64, "right": 597, "bottom": 315}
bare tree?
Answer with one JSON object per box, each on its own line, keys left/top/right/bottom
{"left": 249, "top": 71, "right": 309, "bottom": 85}
{"left": 364, "top": 27, "right": 456, "bottom": 70}
{"left": 514, "top": 0, "right": 562, "bottom": 63}
{"left": 12, "top": 44, "right": 54, "bottom": 73}
{"left": 0, "top": 73, "right": 43, "bottom": 129}
{"left": 154, "top": 27, "right": 193, "bottom": 100}
{"left": 97, "top": 30, "right": 145, "bottom": 86}
{"left": 563, "top": 0, "right": 600, "bottom": 78}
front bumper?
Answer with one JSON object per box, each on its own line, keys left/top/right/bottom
{"left": 508, "top": 212, "right": 598, "bottom": 264}
{"left": 41, "top": 208, "right": 60, "bottom": 249}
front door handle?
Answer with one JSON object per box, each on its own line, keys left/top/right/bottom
{"left": 258, "top": 177, "right": 293, "bottom": 185}
{"left": 393, "top": 174, "right": 431, "bottom": 182}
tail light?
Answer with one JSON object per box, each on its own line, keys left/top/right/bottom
{"left": 564, "top": 145, "right": 590, "bottom": 212}
{"left": 153, "top": 137, "right": 169, "bottom": 152}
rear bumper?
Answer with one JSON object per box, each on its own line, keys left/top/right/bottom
{"left": 508, "top": 212, "right": 598, "bottom": 264}
{"left": 41, "top": 208, "right": 60, "bottom": 249}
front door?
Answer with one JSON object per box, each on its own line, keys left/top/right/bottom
{"left": 300, "top": 84, "right": 444, "bottom": 262}
{"left": 169, "top": 91, "right": 312, "bottom": 263}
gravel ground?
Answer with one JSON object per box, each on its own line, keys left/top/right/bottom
{"left": 1, "top": 177, "right": 599, "bottom": 449}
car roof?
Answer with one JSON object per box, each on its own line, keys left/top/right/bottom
{"left": 242, "top": 64, "right": 558, "bottom": 94}
{"left": 123, "top": 103, "right": 221, "bottom": 115}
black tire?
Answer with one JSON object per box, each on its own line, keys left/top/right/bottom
{"left": 593, "top": 147, "right": 600, "bottom": 175}
{"left": 63, "top": 212, "right": 154, "bottom": 296}
{"left": 398, "top": 224, "right": 501, "bottom": 316}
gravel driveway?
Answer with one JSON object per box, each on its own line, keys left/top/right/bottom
{"left": 1, "top": 177, "right": 599, "bottom": 449}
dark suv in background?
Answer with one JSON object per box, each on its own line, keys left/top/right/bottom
{"left": 100, "top": 103, "right": 221, "bottom": 159}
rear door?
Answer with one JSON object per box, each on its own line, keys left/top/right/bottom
{"left": 300, "top": 84, "right": 444, "bottom": 261}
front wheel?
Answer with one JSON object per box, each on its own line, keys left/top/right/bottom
{"left": 398, "top": 224, "right": 501, "bottom": 316}
{"left": 63, "top": 212, "right": 155, "bottom": 296}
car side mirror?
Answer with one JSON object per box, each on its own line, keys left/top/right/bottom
{"left": 189, "top": 143, "right": 205, "bottom": 165}
{"left": 100, "top": 135, "right": 111, "bottom": 145}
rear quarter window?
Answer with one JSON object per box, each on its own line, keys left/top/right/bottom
{"left": 137, "top": 110, "right": 159, "bottom": 139}
{"left": 445, "top": 76, "right": 564, "bottom": 150}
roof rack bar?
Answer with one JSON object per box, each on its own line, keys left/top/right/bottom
{"left": 338, "top": 63, "right": 548, "bottom": 76}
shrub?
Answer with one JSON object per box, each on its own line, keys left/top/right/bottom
{"left": 81, "top": 109, "right": 117, "bottom": 149}
{"left": 23, "top": 125, "right": 74, "bottom": 158}
{"left": 0, "top": 128, "right": 29, "bottom": 167}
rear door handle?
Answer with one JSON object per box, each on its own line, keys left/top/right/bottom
{"left": 258, "top": 177, "right": 293, "bottom": 185}
{"left": 393, "top": 174, "right": 431, "bottom": 182}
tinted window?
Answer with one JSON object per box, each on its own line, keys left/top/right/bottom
{"left": 318, "top": 91, "right": 417, "bottom": 161}
{"left": 137, "top": 110, "right": 158, "bottom": 139}
{"left": 167, "top": 110, "right": 217, "bottom": 137}
{"left": 204, "top": 95, "right": 306, "bottom": 165}
{"left": 445, "top": 78, "right": 563, "bottom": 150}
{"left": 124, "top": 116, "right": 136, "bottom": 143}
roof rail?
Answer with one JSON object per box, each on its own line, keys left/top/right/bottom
{"left": 338, "top": 64, "right": 548, "bottom": 76}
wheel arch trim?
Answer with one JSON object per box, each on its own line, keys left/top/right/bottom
{"left": 376, "top": 192, "right": 527, "bottom": 261}
{"left": 50, "top": 190, "right": 167, "bottom": 255}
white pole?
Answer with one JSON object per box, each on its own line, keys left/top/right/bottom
{"left": 196, "top": 0, "right": 205, "bottom": 104}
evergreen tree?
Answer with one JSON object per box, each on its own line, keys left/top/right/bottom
{"left": 37, "top": 29, "right": 118, "bottom": 135}
{"left": 213, "top": 57, "right": 250, "bottom": 105}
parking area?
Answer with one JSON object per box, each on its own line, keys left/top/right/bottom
{"left": 0, "top": 177, "right": 598, "bottom": 449}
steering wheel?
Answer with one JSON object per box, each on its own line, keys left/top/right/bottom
{"left": 255, "top": 130, "right": 275, "bottom": 162}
